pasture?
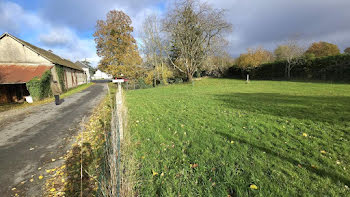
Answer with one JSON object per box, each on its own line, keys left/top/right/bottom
{"left": 126, "top": 78, "right": 350, "bottom": 196}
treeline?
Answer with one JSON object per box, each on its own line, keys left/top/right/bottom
{"left": 228, "top": 54, "right": 350, "bottom": 81}
{"left": 227, "top": 40, "right": 350, "bottom": 82}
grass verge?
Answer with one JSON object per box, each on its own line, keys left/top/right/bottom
{"left": 0, "top": 83, "right": 94, "bottom": 113}
{"left": 125, "top": 78, "right": 350, "bottom": 196}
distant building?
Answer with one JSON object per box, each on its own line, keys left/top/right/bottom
{"left": 92, "top": 70, "right": 113, "bottom": 80}
{"left": 0, "top": 32, "right": 86, "bottom": 103}
{"left": 75, "top": 61, "right": 91, "bottom": 82}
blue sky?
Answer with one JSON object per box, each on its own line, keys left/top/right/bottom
{"left": 1, "top": 0, "right": 350, "bottom": 67}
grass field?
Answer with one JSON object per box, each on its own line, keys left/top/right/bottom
{"left": 125, "top": 78, "right": 350, "bottom": 196}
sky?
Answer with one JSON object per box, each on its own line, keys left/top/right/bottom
{"left": 1, "top": 0, "right": 349, "bottom": 67}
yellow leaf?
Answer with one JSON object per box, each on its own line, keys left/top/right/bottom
{"left": 50, "top": 188, "right": 56, "bottom": 192}
{"left": 11, "top": 188, "right": 16, "bottom": 191}
{"left": 30, "top": 178, "right": 34, "bottom": 182}
{"left": 250, "top": 184, "right": 258, "bottom": 190}
{"left": 51, "top": 159, "right": 56, "bottom": 162}
{"left": 152, "top": 170, "right": 158, "bottom": 176}
{"left": 46, "top": 169, "right": 51, "bottom": 173}
{"left": 38, "top": 175, "right": 43, "bottom": 180}
{"left": 320, "top": 150, "right": 326, "bottom": 154}
{"left": 230, "top": 141, "right": 234, "bottom": 144}
{"left": 302, "top": 133, "right": 308, "bottom": 137}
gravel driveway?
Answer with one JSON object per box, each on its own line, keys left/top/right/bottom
{"left": 0, "top": 83, "right": 107, "bottom": 196}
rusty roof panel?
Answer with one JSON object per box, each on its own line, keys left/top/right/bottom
{"left": 0, "top": 65, "right": 53, "bottom": 84}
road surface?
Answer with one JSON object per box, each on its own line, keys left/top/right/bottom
{"left": 0, "top": 83, "right": 107, "bottom": 196}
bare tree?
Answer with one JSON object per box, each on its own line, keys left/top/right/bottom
{"left": 141, "top": 15, "right": 173, "bottom": 85}
{"left": 274, "top": 38, "right": 305, "bottom": 79}
{"left": 163, "top": 0, "right": 232, "bottom": 81}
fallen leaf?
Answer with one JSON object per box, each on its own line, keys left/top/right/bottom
{"left": 320, "top": 150, "right": 326, "bottom": 154}
{"left": 302, "top": 133, "right": 308, "bottom": 137}
{"left": 51, "top": 159, "right": 56, "bottom": 162}
{"left": 191, "top": 163, "right": 199, "bottom": 168}
{"left": 29, "top": 147, "right": 35, "bottom": 151}
{"left": 152, "top": 170, "right": 158, "bottom": 176}
{"left": 38, "top": 175, "right": 43, "bottom": 180}
{"left": 50, "top": 188, "right": 56, "bottom": 192}
{"left": 230, "top": 141, "right": 234, "bottom": 144}
{"left": 37, "top": 167, "right": 41, "bottom": 170}
{"left": 11, "top": 188, "right": 16, "bottom": 191}
{"left": 250, "top": 184, "right": 258, "bottom": 190}
{"left": 29, "top": 178, "right": 34, "bottom": 182}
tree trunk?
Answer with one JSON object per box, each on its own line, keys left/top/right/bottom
{"left": 187, "top": 72, "right": 193, "bottom": 82}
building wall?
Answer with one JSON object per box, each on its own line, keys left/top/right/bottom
{"left": 92, "top": 70, "right": 113, "bottom": 80}
{"left": 0, "top": 36, "right": 52, "bottom": 64}
{"left": 83, "top": 68, "right": 91, "bottom": 82}
{"left": 62, "top": 67, "right": 86, "bottom": 89}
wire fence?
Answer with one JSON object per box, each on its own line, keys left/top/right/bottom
{"left": 97, "top": 84, "right": 122, "bottom": 197}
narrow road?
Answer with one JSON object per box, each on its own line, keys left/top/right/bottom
{"left": 0, "top": 83, "right": 107, "bottom": 196}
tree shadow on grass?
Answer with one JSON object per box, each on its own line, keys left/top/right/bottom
{"left": 217, "top": 131, "right": 350, "bottom": 186}
{"left": 64, "top": 143, "right": 95, "bottom": 197}
{"left": 215, "top": 93, "right": 350, "bottom": 123}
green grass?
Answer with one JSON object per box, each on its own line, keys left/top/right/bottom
{"left": 0, "top": 83, "right": 94, "bottom": 113}
{"left": 125, "top": 78, "right": 350, "bottom": 196}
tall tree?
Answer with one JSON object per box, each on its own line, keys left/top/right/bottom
{"left": 274, "top": 39, "right": 305, "bottom": 79}
{"left": 163, "top": 0, "right": 232, "bottom": 82}
{"left": 305, "top": 41, "right": 340, "bottom": 57}
{"left": 141, "top": 15, "right": 173, "bottom": 86}
{"left": 93, "top": 10, "right": 142, "bottom": 78}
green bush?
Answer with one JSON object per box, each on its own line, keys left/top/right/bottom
{"left": 26, "top": 70, "right": 52, "bottom": 101}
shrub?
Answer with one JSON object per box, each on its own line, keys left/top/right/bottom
{"left": 26, "top": 70, "right": 52, "bottom": 101}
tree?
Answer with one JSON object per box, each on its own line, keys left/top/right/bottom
{"left": 80, "top": 59, "right": 96, "bottom": 75}
{"left": 274, "top": 39, "right": 305, "bottom": 79}
{"left": 344, "top": 47, "right": 350, "bottom": 54}
{"left": 93, "top": 10, "right": 142, "bottom": 79}
{"left": 203, "top": 52, "right": 234, "bottom": 77}
{"left": 141, "top": 15, "right": 173, "bottom": 86}
{"left": 236, "top": 47, "right": 273, "bottom": 71}
{"left": 305, "top": 41, "right": 340, "bottom": 57}
{"left": 163, "top": 0, "right": 232, "bottom": 82}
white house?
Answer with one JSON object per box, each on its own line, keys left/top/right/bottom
{"left": 92, "top": 70, "right": 113, "bottom": 80}
{"left": 75, "top": 61, "right": 91, "bottom": 83}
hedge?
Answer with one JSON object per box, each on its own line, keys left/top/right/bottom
{"left": 26, "top": 70, "right": 52, "bottom": 101}
{"left": 226, "top": 54, "right": 350, "bottom": 81}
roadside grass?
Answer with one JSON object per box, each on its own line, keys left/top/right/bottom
{"left": 125, "top": 78, "right": 350, "bottom": 196}
{"left": 0, "top": 83, "right": 94, "bottom": 113}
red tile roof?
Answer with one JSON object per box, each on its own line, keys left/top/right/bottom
{"left": 0, "top": 65, "right": 53, "bottom": 84}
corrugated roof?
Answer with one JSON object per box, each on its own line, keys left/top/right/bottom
{"left": 0, "top": 65, "right": 52, "bottom": 84}
{"left": 0, "top": 33, "right": 83, "bottom": 71}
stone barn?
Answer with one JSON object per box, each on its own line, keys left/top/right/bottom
{"left": 0, "top": 33, "right": 86, "bottom": 104}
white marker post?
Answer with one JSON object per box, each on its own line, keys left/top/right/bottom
{"left": 112, "top": 78, "right": 125, "bottom": 140}
{"left": 246, "top": 74, "right": 250, "bottom": 83}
